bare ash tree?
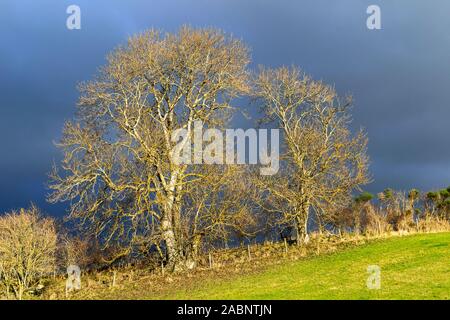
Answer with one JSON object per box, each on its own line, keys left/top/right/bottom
{"left": 49, "top": 27, "right": 250, "bottom": 271}
{"left": 253, "top": 67, "right": 370, "bottom": 243}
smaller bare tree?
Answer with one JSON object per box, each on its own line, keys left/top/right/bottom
{"left": 254, "top": 66, "right": 370, "bottom": 243}
{"left": 0, "top": 206, "right": 57, "bottom": 299}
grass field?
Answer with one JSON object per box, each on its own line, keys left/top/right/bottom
{"left": 162, "top": 232, "right": 450, "bottom": 300}
{"left": 62, "top": 232, "right": 450, "bottom": 300}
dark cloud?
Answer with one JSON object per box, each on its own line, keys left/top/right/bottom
{"left": 1, "top": 0, "right": 449, "bottom": 215}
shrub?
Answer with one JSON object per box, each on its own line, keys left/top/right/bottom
{"left": 408, "top": 189, "right": 420, "bottom": 201}
{"left": 383, "top": 188, "right": 394, "bottom": 199}
{"left": 360, "top": 203, "right": 391, "bottom": 236}
{"left": 355, "top": 192, "right": 374, "bottom": 204}
{"left": 0, "top": 206, "right": 57, "bottom": 299}
{"left": 439, "top": 189, "right": 449, "bottom": 199}
{"left": 426, "top": 191, "right": 439, "bottom": 202}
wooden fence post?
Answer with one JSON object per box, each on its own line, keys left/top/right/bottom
{"left": 112, "top": 270, "right": 117, "bottom": 288}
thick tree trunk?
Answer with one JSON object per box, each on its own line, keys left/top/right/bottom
{"left": 161, "top": 215, "right": 180, "bottom": 271}
{"left": 160, "top": 118, "right": 194, "bottom": 272}
{"left": 295, "top": 199, "right": 310, "bottom": 245}
{"left": 161, "top": 168, "right": 201, "bottom": 272}
{"left": 161, "top": 170, "right": 185, "bottom": 272}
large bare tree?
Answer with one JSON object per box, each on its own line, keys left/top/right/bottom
{"left": 49, "top": 27, "right": 250, "bottom": 271}
{"left": 253, "top": 67, "right": 370, "bottom": 242}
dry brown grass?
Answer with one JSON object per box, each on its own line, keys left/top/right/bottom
{"left": 417, "top": 216, "right": 450, "bottom": 232}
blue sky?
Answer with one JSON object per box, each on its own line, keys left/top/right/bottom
{"left": 1, "top": 0, "right": 450, "bottom": 215}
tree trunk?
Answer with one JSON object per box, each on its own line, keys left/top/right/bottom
{"left": 161, "top": 170, "right": 184, "bottom": 272}
{"left": 185, "top": 233, "right": 202, "bottom": 270}
{"left": 161, "top": 215, "right": 181, "bottom": 271}
{"left": 295, "top": 200, "right": 310, "bottom": 245}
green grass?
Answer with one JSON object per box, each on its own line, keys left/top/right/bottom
{"left": 162, "top": 233, "right": 450, "bottom": 300}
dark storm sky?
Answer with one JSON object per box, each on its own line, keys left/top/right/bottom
{"left": 1, "top": 0, "right": 450, "bottom": 216}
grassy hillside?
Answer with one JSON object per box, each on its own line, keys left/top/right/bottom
{"left": 165, "top": 232, "right": 449, "bottom": 300}
{"left": 59, "top": 232, "right": 449, "bottom": 300}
